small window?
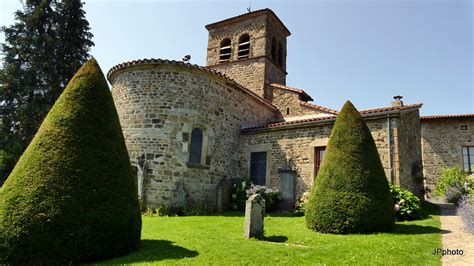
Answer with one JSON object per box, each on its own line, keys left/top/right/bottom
{"left": 314, "top": 146, "right": 326, "bottom": 179}
{"left": 219, "top": 38, "right": 231, "bottom": 62}
{"left": 271, "top": 37, "right": 277, "bottom": 62}
{"left": 238, "top": 34, "right": 250, "bottom": 59}
{"left": 250, "top": 152, "right": 266, "bottom": 185}
{"left": 460, "top": 125, "right": 469, "bottom": 131}
{"left": 286, "top": 107, "right": 290, "bottom": 115}
{"left": 462, "top": 146, "right": 474, "bottom": 173}
{"left": 189, "top": 128, "right": 203, "bottom": 164}
{"left": 277, "top": 43, "right": 283, "bottom": 66}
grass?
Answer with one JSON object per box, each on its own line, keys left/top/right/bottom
{"left": 100, "top": 203, "right": 442, "bottom": 265}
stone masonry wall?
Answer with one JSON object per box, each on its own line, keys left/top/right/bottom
{"left": 271, "top": 88, "right": 332, "bottom": 118}
{"left": 208, "top": 58, "right": 267, "bottom": 98}
{"left": 207, "top": 16, "right": 267, "bottom": 65}
{"left": 206, "top": 14, "right": 287, "bottom": 99}
{"left": 421, "top": 118, "right": 474, "bottom": 190}
{"left": 396, "top": 109, "right": 424, "bottom": 197}
{"left": 110, "top": 62, "right": 279, "bottom": 211}
{"left": 240, "top": 116, "right": 408, "bottom": 200}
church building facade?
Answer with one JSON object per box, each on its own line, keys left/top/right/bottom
{"left": 107, "top": 9, "right": 472, "bottom": 211}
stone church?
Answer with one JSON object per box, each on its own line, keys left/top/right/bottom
{"left": 107, "top": 9, "right": 473, "bottom": 211}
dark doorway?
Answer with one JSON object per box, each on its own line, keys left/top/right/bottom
{"left": 250, "top": 152, "right": 267, "bottom": 185}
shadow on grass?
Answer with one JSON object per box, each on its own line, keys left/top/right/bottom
{"left": 209, "top": 211, "right": 244, "bottom": 217}
{"left": 390, "top": 224, "right": 449, "bottom": 235}
{"left": 421, "top": 202, "right": 441, "bottom": 220}
{"left": 110, "top": 240, "right": 198, "bottom": 263}
{"left": 264, "top": 235, "right": 288, "bottom": 243}
{"left": 210, "top": 211, "right": 297, "bottom": 218}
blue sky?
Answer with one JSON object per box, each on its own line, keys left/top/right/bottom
{"left": 1, "top": 0, "right": 472, "bottom": 115}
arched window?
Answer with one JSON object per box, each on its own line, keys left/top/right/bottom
{"left": 277, "top": 43, "right": 283, "bottom": 66}
{"left": 271, "top": 37, "right": 277, "bottom": 62}
{"left": 219, "top": 38, "right": 231, "bottom": 62}
{"left": 238, "top": 34, "right": 250, "bottom": 59}
{"left": 189, "top": 128, "right": 203, "bottom": 164}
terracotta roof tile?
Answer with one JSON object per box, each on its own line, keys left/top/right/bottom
{"left": 270, "top": 83, "right": 313, "bottom": 101}
{"left": 421, "top": 114, "right": 474, "bottom": 120}
{"left": 242, "top": 103, "right": 423, "bottom": 132}
{"left": 359, "top": 103, "right": 423, "bottom": 115}
{"left": 299, "top": 101, "right": 339, "bottom": 115}
{"left": 107, "top": 58, "right": 279, "bottom": 112}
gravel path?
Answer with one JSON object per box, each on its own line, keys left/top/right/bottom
{"left": 437, "top": 202, "right": 474, "bottom": 266}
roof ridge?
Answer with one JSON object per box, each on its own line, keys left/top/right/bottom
{"left": 242, "top": 102, "right": 424, "bottom": 132}
{"left": 107, "top": 58, "right": 279, "bottom": 112}
{"left": 298, "top": 101, "right": 339, "bottom": 115}
{"left": 421, "top": 114, "right": 474, "bottom": 120}
{"left": 359, "top": 103, "right": 423, "bottom": 114}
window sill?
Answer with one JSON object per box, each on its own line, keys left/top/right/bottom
{"left": 186, "top": 162, "right": 210, "bottom": 169}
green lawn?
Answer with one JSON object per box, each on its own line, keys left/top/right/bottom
{"left": 100, "top": 203, "right": 442, "bottom": 265}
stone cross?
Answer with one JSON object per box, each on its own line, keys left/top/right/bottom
{"left": 244, "top": 194, "right": 265, "bottom": 239}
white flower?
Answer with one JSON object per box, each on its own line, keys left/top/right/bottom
{"left": 394, "top": 204, "right": 400, "bottom": 212}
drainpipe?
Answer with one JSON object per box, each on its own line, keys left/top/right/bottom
{"left": 387, "top": 115, "right": 394, "bottom": 183}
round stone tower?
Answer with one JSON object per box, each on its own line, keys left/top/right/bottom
{"left": 107, "top": 59, "right": 278, "bottom": 211}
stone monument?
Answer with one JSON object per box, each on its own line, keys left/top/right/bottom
{"left": 244, "top": 194, "right": 265, "bottom": 239}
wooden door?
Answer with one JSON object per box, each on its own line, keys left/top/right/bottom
{"left": 314, "top": 146, "right": 326, "bottom": 179}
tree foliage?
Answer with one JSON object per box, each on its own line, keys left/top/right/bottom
{"left": 0, "top": 0, "right": 94, "bottom": 184}
{"left": 0, "top": 58, "right": 141, "bottom": 264}
{"left": 305, "top": 101, "right": 395, "bottom": 234}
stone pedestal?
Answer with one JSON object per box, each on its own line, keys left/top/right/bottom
{"left": 173, "top": 182, "right": 186, "bottom": 208}
{"left": 278, "top": 166, "right": 295, "bottom": 211}
{"left": 244, "top": 194, "right": 265, "bottom": 239}
{"left": 216, "top": 179, "right": 231, "bottom": 212}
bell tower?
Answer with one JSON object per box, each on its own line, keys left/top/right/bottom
{"left": 205, "top": 9, "right": 290, "bottom": 100}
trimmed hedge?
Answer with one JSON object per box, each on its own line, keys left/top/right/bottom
{"left": 0, "top": 59, "right": 142, "bottom": 264}
{"left": 305, "top": 101, "right": 395, "bottom": 234}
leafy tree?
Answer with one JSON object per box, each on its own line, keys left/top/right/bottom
{"left": 305, "top": 101, "right": 395, "bottom": 234}
{"left": 0, "top": 59, "right": 142, "bottom": 264}
{"left": 0, "top": 0, "right": 94, "bottom": 184}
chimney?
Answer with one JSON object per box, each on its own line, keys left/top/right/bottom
{"left": 391, "top": 95, "right": 404, "bottom": 107}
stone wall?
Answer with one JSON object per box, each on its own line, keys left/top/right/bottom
{"left": 109, "top": 62, "right": 279, "bottom": 211}
{"left": 206, "top": 16, "right": 267, "bottom": 65}
{"left": 271, "top": 88, "right": 332, "bottom": 118}
{"left": 240, "top": 111, "right": 423, "bottom": 200}
{"left": 397, "top": 109, "right": 424, "bottom": 196}
{"left": 421, "top": 118, "right": 474, "bottom": 190}
{"left": 207, "top": 58, "right": 267, "bottom": 98}
{"left": 206, "top": 13, "right": 287, "bottom": 99}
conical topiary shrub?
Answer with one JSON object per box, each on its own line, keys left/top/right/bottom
{"left": 0, "top": 58, "right": 141, "bottom": 264}
{"left": 305, "top": 101, "right": 394, "bottom": 234}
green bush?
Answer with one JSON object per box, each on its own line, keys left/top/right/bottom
{"left": 0, "top": 59, "right": 141, "bottom": 264}
{"left": 390, "top": 184, "right": 423, "bottom": 221}
{"left": 305, "top": 101, "right": 395, "bottom": 234}
{"left": 434, "top": 167, "right": 469, "bottom": 197}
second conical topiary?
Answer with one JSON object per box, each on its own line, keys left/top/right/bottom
{"left": 305, "top": 101, "right": 394, "bottom": 234}
{"left": 0, "top": 59, "right": 141, "bottom": 264}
